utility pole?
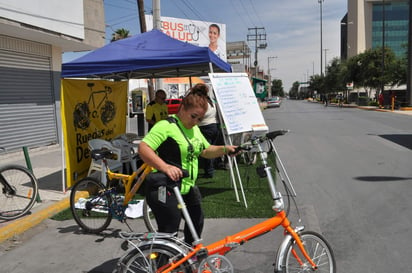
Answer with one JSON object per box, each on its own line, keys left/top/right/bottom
{"left": 152, "top": 0, "right": 161, "bottom": 30}
{"left": 136, "top": 0, "right": 149, "bottom": 136}
{"left": 152, "top": 0, "right": 162, "bottom": 99}
{"left": 318, "top": 0, "right": 324, "bottom": 76}
{"left": 267, "top": 56, "right": 277, "bottom": 98}
{"left": 247, "top": 27, "right": 267, "bottom": 78}
{"left": 137, "top": 0, "right": 146, "bottom": 33}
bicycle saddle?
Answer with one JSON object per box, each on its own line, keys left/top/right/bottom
{"left": 90, "top": 148, "right": 118, "bottom": 161}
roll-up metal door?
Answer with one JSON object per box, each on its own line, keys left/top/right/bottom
{"left": 0, "top": 36, "right": 58, "bottom": 152}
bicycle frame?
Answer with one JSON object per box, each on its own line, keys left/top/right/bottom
{"left": 131, "top": 131, "right": 319, "bottom": 273}
{"left": 104, "top": 160, "right": 152, "bottom": 207}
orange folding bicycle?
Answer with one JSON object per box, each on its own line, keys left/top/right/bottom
{"left": 115, "top": 130, "right": 336, "bottom": 273}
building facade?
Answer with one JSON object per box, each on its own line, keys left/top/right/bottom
{"left": 344, "top": 0, "right": 410, "bottom": 105}
{"left": 346, "top": 0, "right": 409, "bottom": 59}
{"left": 0, "top": 0, "right": 105, "bottom": 152}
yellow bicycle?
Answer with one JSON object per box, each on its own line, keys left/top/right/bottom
{"left": 70, "top": 149, "right": 155, "bottom": 233}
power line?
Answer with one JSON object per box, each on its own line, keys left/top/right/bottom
{"left": 239, "top": 0, "right": 256, "bottom": 27}
{"left": 247, "top": 0, "right": 265, "bottom": 27}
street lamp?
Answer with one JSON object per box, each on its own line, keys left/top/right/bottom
{"left": 324, "top": 48, "right": 329, "bottom": 75}
{"left": 318, "top": 0, "right": 324, "bottom": 76}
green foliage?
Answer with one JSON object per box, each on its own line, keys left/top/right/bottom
{"left": 289, "top": 81, "right": 300, "bottom": 99}
{"left": 309, "top": 74, "right": 325, "bottom": 94}
{"left": 111, "top": 28, "right": 130, "bottom": 42}
{"left": 271, "top": 79, "right": 285, "bottom": 97}
{"left": 324, "top": 58, "right": 347, "bottom": 93}
{"left": 300, "top": 46, "right": 407, "bottom": 99}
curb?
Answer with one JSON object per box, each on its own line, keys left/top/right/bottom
{"left": 0, "top": 197, "right": 70, "bottom": 244}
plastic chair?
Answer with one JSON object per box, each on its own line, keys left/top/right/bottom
{"left": 113, "top": 133, "right": 140, "bottom": 154}
{"left": 111, "top": 138, "right": 139, "bottom": 174}
{"left": 87, "top": 139, "right": 123, "bottom": 184}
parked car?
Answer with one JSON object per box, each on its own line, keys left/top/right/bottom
{"left": 165, "top": 98, "right": 182, "bottom": 114}
{"left": 266, "top": 96, "right": 281, "bottom": 108}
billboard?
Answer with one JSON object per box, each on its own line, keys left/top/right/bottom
{"left": 61, "top": 79, "right": 127, "bottom": 187}
{"left": 146, "top": 15, "right": 227, "bottom": 61}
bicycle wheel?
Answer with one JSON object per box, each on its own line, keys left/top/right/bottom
{"left": 281, "top": 231, "right": 336, "bottom": 273}
{"left": 143, "top": 198, "right": 156, "bottom": 232}
{"left": 116, "top": 243, "right": 194, "bottom": 273}
{"left": 0, "top": 164, "right": 38, "bottom": 220}
{"left": 70, "top": 177, "right": 112, "bottom": 233}
{"left": 143, "top": 199, "right": 185, "bottom": 238}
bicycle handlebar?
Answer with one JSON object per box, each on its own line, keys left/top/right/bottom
{"left": 229, "top": 129, "right": 290, "bottom": 155}
{"left": 266, "top": 129, "right": 289, "bottom": 140}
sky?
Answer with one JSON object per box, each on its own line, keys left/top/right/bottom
{"left": 63, "top": 0, "right": 348, "bottom": 91}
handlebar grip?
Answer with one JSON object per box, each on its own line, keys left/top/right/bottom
{"left": 228, "top": 146, "right": 241, "bottom": 155}
{"left": 266, "top": 129, "right": 289, "bottom": 140}
{"left": 182, "top": 169, "right": 189, "bottom": 178}
{"left": 228, "top": 145, "right": 251, "bottom": 155}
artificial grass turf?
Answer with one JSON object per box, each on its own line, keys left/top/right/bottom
{"left": 52, "top": 159, "right": 277, "bottom": 221}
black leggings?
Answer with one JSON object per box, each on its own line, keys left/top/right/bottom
{"left": 146, "top": 186, "right": 204, "bottom": 245}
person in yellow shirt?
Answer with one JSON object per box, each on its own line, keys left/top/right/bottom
{"left": 145, "top": 89, "right": 168, "bottom": 130}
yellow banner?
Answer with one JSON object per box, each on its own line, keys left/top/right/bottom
{"left": 61, "top": 79, "right": 128, "bottom": 187}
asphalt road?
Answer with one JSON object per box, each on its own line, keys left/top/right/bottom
{"left": 1, "top": 99, "right": 411, "bottom": 273}
{"left": 265, "top": 100, "right": 412, "bottom": 273}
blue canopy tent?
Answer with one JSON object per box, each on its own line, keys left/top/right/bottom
{"left": 62, "top": 29, "right": 232, "bottom": 79}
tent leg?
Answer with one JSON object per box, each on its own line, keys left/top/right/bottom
{"left": 137, "top": 113, "right": 145, "bottom": 137}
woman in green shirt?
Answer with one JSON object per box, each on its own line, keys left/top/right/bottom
{"left": 139, "top": 83, "right": 237, "bottom": 244}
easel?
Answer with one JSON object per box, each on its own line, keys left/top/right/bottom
{"left": 209, "top": 73, "right": 268, "bottom": 208}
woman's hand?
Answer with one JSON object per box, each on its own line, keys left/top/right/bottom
{"left": 163, "top": 164, "right": 183, "bottom": 182}
{"left": 225, "top": 145, "right": 241, "bottom": 157}
{"left": 200, "top": 145, "right": 241, "bottom": 159}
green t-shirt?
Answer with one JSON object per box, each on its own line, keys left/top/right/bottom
{"left": 142, "top": 115, "right": 210, "bottom": 194}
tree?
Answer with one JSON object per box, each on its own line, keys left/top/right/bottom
{"left": 271, "top": 79, "right": 284, "bottom": 97}
{"left": 308, "top": 74, "right": 325, "bottom": 95}
{"left": 324, "top": 58, "right": 346, "bottom": 94}
{"left": 289, "top": 81, "right": 300, "bottom": 99}
{"left": 344, "top": 47, "right": 398, "bottom": 97}
{"left": 111, "top": 28, "right": 130, "bottom": 42}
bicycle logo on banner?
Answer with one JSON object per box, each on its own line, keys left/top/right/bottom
{"left": 73, "top": 83, "right": 116, "bottom": 130}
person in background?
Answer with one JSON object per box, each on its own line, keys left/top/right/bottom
{"left": 208, "top": 24, "right": 225, "bottom": 60}
{"left": 378, "top": 92, "right": 384, "bottom": 109}
{"left": 138, "top": 83, "right": 238, "bottom": 244}
{"left": 145, "top": 89, "right": 168, "bottom": 131}
{"left": 198, "top": 90, "right": 220, "bottom": 178}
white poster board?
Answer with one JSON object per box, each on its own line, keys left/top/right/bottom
{"left": 209, "top": 73, "right": 268, "bottom": 135}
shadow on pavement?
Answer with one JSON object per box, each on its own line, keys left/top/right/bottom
{"left": 37, "top": 170, "right": 66, "bottom": 191}
{"left": 88, "top": 258, "right": 119, "bottom": 273}
{"left": 379, "top": 134, "right": 412, "bottom": 150}
{"left": 354, "top": 176, "right": 412, "bottom": 182}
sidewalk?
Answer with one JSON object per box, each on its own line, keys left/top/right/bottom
{"left": 1, "top": 104, "right": 412, "bottom": 244}
{"left": 0, "top": 144, "right": 69, "bottom": 243}
{"left": 307, "top": 98, "right": 412, "bottom": 116}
